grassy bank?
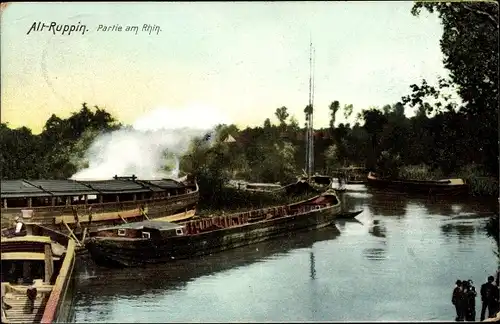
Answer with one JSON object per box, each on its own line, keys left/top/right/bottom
{"left": 398, "top": 164, "right": 499, "bottom": 197}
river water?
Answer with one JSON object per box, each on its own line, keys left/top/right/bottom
{"left": 72, "top": 185, "right": 499, "bottom": 322}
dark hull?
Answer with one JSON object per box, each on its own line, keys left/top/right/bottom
{"left": 86, "top": 204, "right": 341, "bottom": 268}
{"left": 337, "top": 210, "right": 363, "bottom": 220}
{"left": 346, "top": 180, "right": 366, "bottom": 185}
{"left": 240, "top": 180, "right": 319, "bottom": 196}
{"left": 366, "top": 175, "right": 469, "bottom": 196}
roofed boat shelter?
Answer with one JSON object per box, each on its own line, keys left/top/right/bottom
{"left": 1, "top": 178, "right": 191, "bottom": 209}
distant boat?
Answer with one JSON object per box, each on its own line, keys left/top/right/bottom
{"left": 299, "top": 174, "right": 333, "bottom": 191}
{"left": 333, "top": 167, "right": 367, "bottom": 184}
{"left": 1, "top": 224, "right": 76, "bottom": 323}
{"left": 366, "top": 172, "right": 469, "bottom": 196}
{"left": 85, "top": 190, "right": 342, "bottom": 268}
{"left": 231, "top": 179, "right": 319, "bottom": 196}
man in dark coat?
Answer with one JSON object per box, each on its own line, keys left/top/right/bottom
{"left": 465, "top": 280, "right": 477, "bottom": 321}
{"left": 452, "top": 280, "right": 463, "bottom": 321}
{"left": 481, "top": 276, "right": 498, "bottom": 321}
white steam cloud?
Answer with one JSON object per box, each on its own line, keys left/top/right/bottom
{"left": 70, "top": 104, "right": 231, "bottom": 181}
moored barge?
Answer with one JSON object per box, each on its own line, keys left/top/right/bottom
{"left": 1, "top": 176, "right": 199, "bottom": 247}
{"left": 85, "top": 190, "right": 342, "bottom": 267}
{"left": 366, "top": 172, "right": 469, "bottom": 196}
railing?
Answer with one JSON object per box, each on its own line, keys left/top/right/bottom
{"left": 40, "top": 238, "right": 76, "bottom": 324}
{"left": 184, "top": 205, "right": 291, "bottom": 235}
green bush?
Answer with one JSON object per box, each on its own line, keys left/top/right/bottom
{"left": 398, "top": 164, "right": 444, "bottom": 180}
{"left": 456, "top": 164, "right": 499, "bottom": 197}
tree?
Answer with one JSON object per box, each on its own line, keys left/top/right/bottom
{"left": 343, "top": 104, "right": 354, "bottom": 121}
{"left": 405, "top": 1, "right": 499, "bottom": 176}
{"left": 362, "top": 108, "right": 388, "bottom": 169}
{"left": 329, "top": 101, "right": 340, "bottom": 129}
{"left": 288, "top": 116, "right": 300, "bottom": 132}
{"left": 324, "top": 144, "right": 340, "bottom": 172}
{"left": 274, "top": 106, "right": 289, "bottom": 127}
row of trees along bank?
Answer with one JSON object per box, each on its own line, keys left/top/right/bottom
{"left": 1, "top": 98, "right": 497, "bottom": 197}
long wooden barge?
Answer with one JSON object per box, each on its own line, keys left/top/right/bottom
{"left": 234, "top": 175, "right": 332, "bottom": 196}
{"left": 1, "top": 225, "right": 76, "bottom": 323}
{"left": 1, "top": 176, "right": 199, "bottom": 246}
{"left": 366, "top": 172, "right": 469, "bottom": 196}
{"left": 232, "top": 179, "right": 318, "bottom": 196}
{"left": 85, "top": 190, "right": 342, "bottom": 267}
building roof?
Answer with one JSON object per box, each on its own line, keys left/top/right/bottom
{"left": 1, "top": 178, "right": 186, "bottom": 198}
{"left": 135, "top": 179, "right": 184, "bottom": 191}
{"left": 1, "top": 180, "right": 51, "bottom": 198}
{"left": 78, "top": 179, "right": 151, "bottom": 194}
{"left": 25, "top": 179, "right": 100, "bottom": 196}
{"left": 223, "top": 134, "right": 236, "bottom": 143}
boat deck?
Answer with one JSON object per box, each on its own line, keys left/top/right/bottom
{"left": 2, "top": 283, "right": 53, "bottom": 324}
{"left": 448, "top": 178, "right": 465, "bottom": 185}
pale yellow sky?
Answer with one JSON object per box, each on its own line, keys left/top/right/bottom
{"left": 1, "top": 1, "right": 447, "bottom": 133}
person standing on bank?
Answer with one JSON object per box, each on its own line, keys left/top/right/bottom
{"left": 465, "top": 280, "right": 477, "bottom": 321}
{"left": 481, "top": 276, "right": 498, "bottom": 321}
{"left": 452, "top": 280, "right": 464, "bottom": 321}
{"left": 492, "top": 278, "right": 500, "bottom": 318}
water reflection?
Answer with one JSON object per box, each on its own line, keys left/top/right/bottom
{"left": 424, "top": 197, "right": 497, "bottom": 217}
{"left": 335, "top": 218, "right": 364, "bottom": 232}
{"left": 309, "top": 252, "right": 316, "bottom": 280}
{"left": 75, "top": 227, "right": 341, "bottom": 304}
{"left": 366, "top": 193, "right": 408, "bottom": 218}
{"left": 424, "top": 201, "right": 455, "bottom": 216}
{"left": 369, "top": 220, "right": 387, "bottom": 239}
{"left": 363, "top": 247, "right": 387, "bottom": 261}
{"left": 440, "top": 222, "right": 477, "bottom": 243}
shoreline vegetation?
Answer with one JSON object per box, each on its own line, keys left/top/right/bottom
{"left": 1, "top": 103, "right": 497, "bottom": 197}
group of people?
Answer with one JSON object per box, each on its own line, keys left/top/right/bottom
{"left": 452, "top": 275, "right": 500, "bottom": 322}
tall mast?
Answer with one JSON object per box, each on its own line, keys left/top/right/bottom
{"left": 310, "top": 46, "right": 315, "bottom": 178}
{"left": 305, "top": 39, "right": 311, "bottom": 177}
{"left": 305, "top": 39, "right": 315, "bottom": 180}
